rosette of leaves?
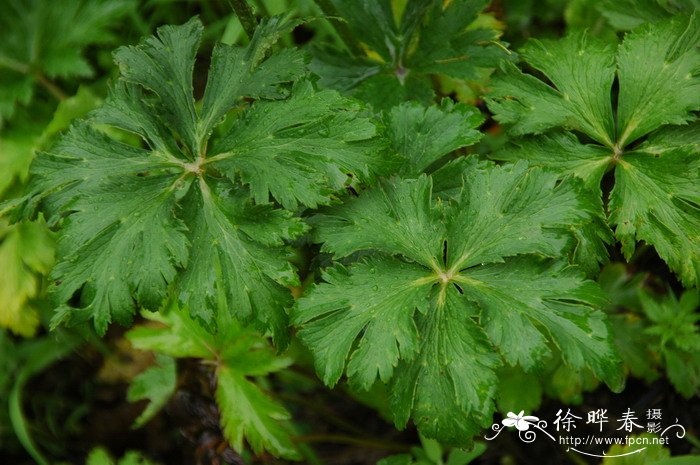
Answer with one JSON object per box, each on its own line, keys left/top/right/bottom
{"left": 18, "top": 16, "right": 387, "bottom": 344}
{"left": 310, "top": 0, "right": 511, "bottom": 111}
{"left": 486, "top": 14, "right": 700, "bottom": 287}
{"left": 293, "top": 162, "right": 623, "bottom": 446}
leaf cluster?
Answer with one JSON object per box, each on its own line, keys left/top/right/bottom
{"left": 1, "top": 1, "right": 698, "bottom": 462}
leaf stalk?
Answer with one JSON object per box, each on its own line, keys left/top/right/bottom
{"left": 228, "top": 0, "right": 258, "bottom": 39}
{"left": 314, "top": 0, "right": 364, "bottom": 56}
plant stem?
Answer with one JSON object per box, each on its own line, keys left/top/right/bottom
{"left": 228, "top": 0, "right": 258, "bottom": 39}
{"left": 294, "top": 433, "right": 411, "bottom": 452}
{"left": 313, "top": 0, "right": 364, "bottom": 56}
{"left": 0, "top": 56, "right": 67, "bottom": 101}
{"left": 35, "top": 73, "right": 67, "bottom": 101}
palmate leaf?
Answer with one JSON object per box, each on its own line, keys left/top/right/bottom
{"left": 23, "top": 17, "right": 385, "bottom": 341}
{"left": 127, "top": 303, "right": 300, "bottom": 459}
{"left": 310, "top": 0, "right": 511, "bottom": 111}
{"left": 487, "top": 14, "right": 700, "bottom": 286}
{"left": 293, "top": 163, "right": 623, "bottom": 446}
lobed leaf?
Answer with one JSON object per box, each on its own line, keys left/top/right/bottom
{"left": 487, "top": 15, "right": 700, "bottom": 286}
{"left": 126, "top": 354, "right": 177, "bottom": 429}
{"left": 294, "top": 165, "right": 622, "bottom": 446}
{"left": 24, "top": 17, "right": 383, "bottom": 338}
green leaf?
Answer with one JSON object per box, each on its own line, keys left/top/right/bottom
{"left": 496, "top": 366, "right": 543, "bottom": 414}
{"left": 420, "top": 434, "right": 443, "bottom": 464}
{"left": 294, "top": 164, "right": 622, "bottom": 446}
{"left": 175, "top": 182, "right": 303, "bottom": 344}
{"left": 310, "top": 0, "right": 511, "bottom": 111}
{"left": 112, "top": 17, "right": 203, "bottom": 155}
{"left": 0, "top": 86, "right": 102, "bottom": 201}
{"left": 388, "top": 286, "right": 498, "bottom": 445}
{"left": 609, "top": 145, "right": 700, "bottom": 287}
{"left": 24, "top": 17, "right": 382, "bottom": 338}
{"left": 210, "top": 80, "right": 390, "bottom": 210}
{"left": 127, "top": 303, "right": 300, "bottom": 459}
{"left": 640, "top": 289, "right": 700, "bottom": 398}
{"left": 488, "top": 31, "right": 616, "bottom": 145}
{"left": 117, "top": 451, "right": 160, "bottom": 465}
{"left": 487, "top": 15, "right": 700, "bottom": 286}
{"left": 127, "top": 354, "right": 177, "bottom": 429}
{"left": 44, "top": 159, "right": 192, "bottom": 334}
{"left": 86, "top": 447, "right": 115, "bottom": 465}
{"left": 378, "top": 456, "right": 414, "bottom": 465}
{"left": 310, "top": 174, "right": 444, "bottom": 265}
{"left": 543, "top": 359, "right": 599, "bottom": 405}
{"left": 446, "top": 442, "right": 487, "bottom": 465}
{"left": 596, "top": 0, "right": 695, "bottom": 30}
{"left": 126, "top": 309, "right": 213, "bottom": 360}
{"left": 0, "top": 128, "right": 38, "bottom": 199}
{"left": 0, "top": 220, "right": 54, "bottom": 337}
{"left": 294, "top": 258, "right": 432, "bottom": 389}
{"left": 38, "top": 86, "right": 102, "bottom": 146}
{"left": 608, "top": 314, "right": 659, "bottom": 383}
{"left": 651, "top": 457, "right": 700, "bottom": 465}
{"left": 488, "top": 135, "right": 615, "bottom": 277}
{"left": 616, "top": 14, "right": 700, "bottom": 146}
{"left": 385, "top": 100, "right": 483, "bottom": 176}
{"left": 492, "top": 132, "right": 612, "bottom": 190}
{"left": 200, "top": 16, "right": 307, "bottom": 134}
{"left": 86, "top": 448, "right": 160, "bottom": 465}
{"left": 0, "top": 0, "right": 133, "bottom": 123}
{"left": 465, "top": 258, "right": 616, "bottom": 376}
{"left": 216, "top": 365, "right": 298, "bottom": 459}
{"left": 601, "top": 433, "right": 670, "bottom": 465}
{"left": 637, "top": 123, "right": 700, "bottom": 155}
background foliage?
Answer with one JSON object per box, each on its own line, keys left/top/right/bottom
{"left": 0, "top": 1, "right": 698, "bottom": 464}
